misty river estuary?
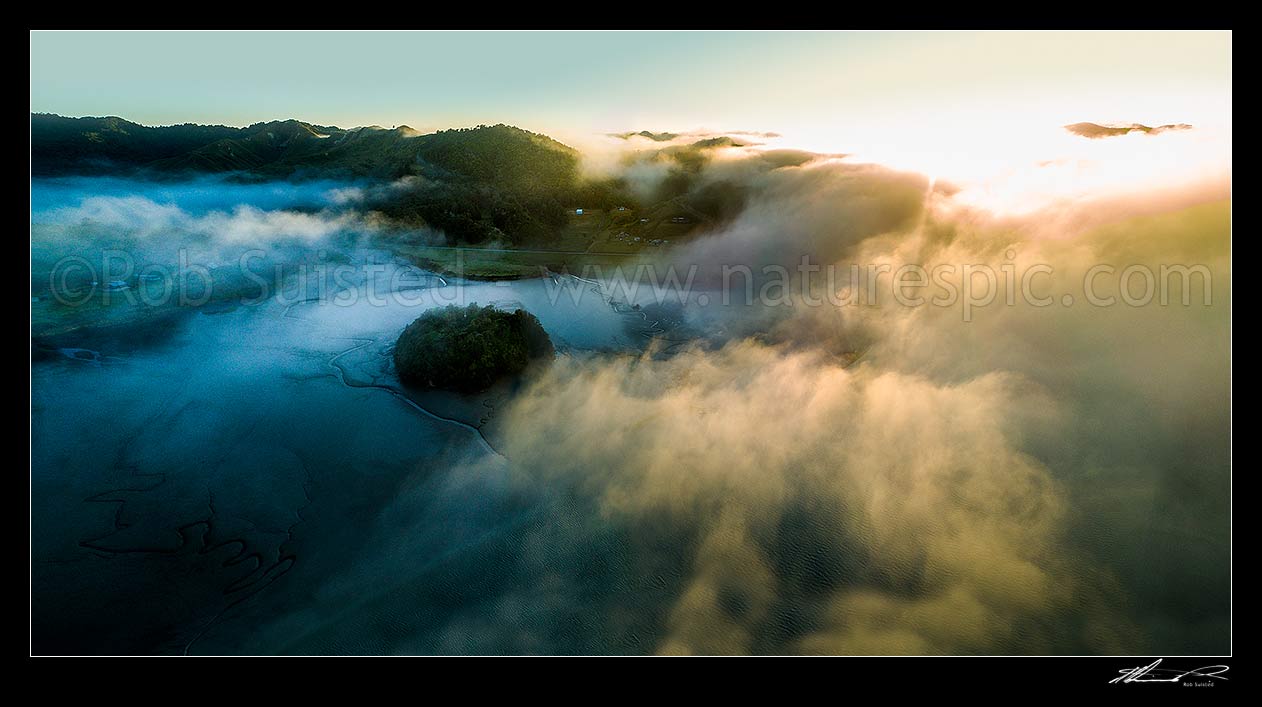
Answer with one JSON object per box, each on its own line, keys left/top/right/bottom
{"left": 31, "top": 177, "right": 702, "bottom": 654}
{"left": 31, "top": 175, "right": 1230, "bottom": 656}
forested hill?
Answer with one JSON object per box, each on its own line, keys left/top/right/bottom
{"left": 31, "top": 114, "right": 604, "bottom": 245}
{"left": 31, "top": 114, "right": 579, "bottom": 185}
{"left": 31, "top": 114, "right": 247, "bottom": 175}
{"left": 30, "top": 114, "right": 757, "bottom": 247}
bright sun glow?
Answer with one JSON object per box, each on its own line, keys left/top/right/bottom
{"left": 777, "top": 106, "right": 1231, "bottom": 216}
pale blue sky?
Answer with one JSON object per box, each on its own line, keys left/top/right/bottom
{"left": 29, "top": 31, "right": 881, "bottom": 133}
{"left": 30, "top": 30, "right": 1230, "bottom": 154}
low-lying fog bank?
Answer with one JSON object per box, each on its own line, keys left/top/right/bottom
{"left": 31, "top": 120, "right": 1230, "bottom": 654}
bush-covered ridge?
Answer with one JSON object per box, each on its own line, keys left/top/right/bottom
{"left": 393, "top": 304, "right": 554, "bottom": 393}
{"left": 31, "top": 114, "right": 577, "bottom": 181}
{"left": 31, "top": 114, "right": 599, "bottom": 247}
{"left": 29, "top": 114, "right": 754, "bottom": 248}
{"left": 31, "top": 113, "right": 246, "bottom": 175}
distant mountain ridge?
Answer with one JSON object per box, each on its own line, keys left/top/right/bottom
{"left": 30, "top": 113, "right": 579, "bottom": 187}
{"left": 31, "top": 114, "right": 246, "bottom": 175}
{"left": 1063, "top": 121, "right": 1193, "bottom": 139}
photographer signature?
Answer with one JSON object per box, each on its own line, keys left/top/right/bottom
{"left": 1110, "top": 659, "right": 1229, "bottom": 684}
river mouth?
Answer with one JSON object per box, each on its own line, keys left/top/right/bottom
{"left": 30, "top": 175, "right": 721, "bottom": 654}
{"left": 30, "top": 238, "right": 703, "bottom": 653}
